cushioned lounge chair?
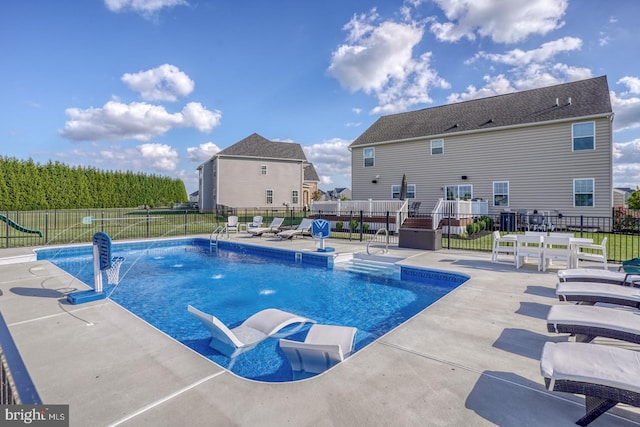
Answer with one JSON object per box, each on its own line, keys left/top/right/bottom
{"left": 277, "top": 218, "right": 313, "bottom": 240}
{"left": 279, "top": 324, "right": 357, "bottom": 374}
{"left": 188, "top": 305, "right": 314, "bottom": 357}
{"left": 540, "top": 341, "right": 640, "bottom": 426}
{"left": 547, "top": 304, "right": 640, "bottom": 344}
{"left": 247, "top": 217, "right": 285, "bottom": 237}
{"left": 556, "top": 281, "right": 640, "bottom": 309}
{"left": 558, "top": 258, "right": 640, "bottom": 286}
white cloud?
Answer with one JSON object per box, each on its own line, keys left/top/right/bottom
{"left": 613, "top": 139, "right": 640, "bottom": 187}
{"left": 328, "top": 9, "right": 449, "bottom": 114}
{"left": 430, "top": 0, "right": 568, "bottom": 43}
{"left": 618, "top": 76, "right": 640, "bottom": 95}
{"left": 187, "top": 142, "right": 221, "bottom": 162}
{"left": 447, "top": 75, "right": 515, "bottom": 103}
{"left": 610, "top": 90, "right": 640, "bottom": 132}
{"left": 104, "top": 0, "right": 187, "bottom": 18}
{"left": 59, "top": 100, "right": 221, "bottom": 142}
{"left": 469, "top": 37, "right": 582, "bottom": 66}
{"left": 302, "top": 138, "right": 352, "bottom": 188}
{"left": 451, "top": 37, "right": 591, "bottom": 102}
{"left": 65, "top": 142, "right": 179, "bottom": 172}
{"left": 122, "top": 64, "right": 195, "bottom": 102}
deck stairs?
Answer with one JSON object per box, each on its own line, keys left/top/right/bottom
{"left": 401, "top": 216, "right": 433, "bottom": 229}
{"left": 332, "top": 253, "right": 403, "bottom": 278}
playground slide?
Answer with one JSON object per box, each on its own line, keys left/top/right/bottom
{"left": 0, "top": 213, "right": 43, "bottom": 237}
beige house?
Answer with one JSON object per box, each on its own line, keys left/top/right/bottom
{"left": 349, "top": 76, "right": 614, "bottom": 220}
{"left": 198, "top": 133, "right": 319, "bottom": 212}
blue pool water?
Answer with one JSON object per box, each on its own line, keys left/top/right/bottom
{"left": 37, "top": 238, "right": 468, "bottom": 382}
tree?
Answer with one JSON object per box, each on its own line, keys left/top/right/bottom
{"left": 628, "top": 190, "right": 640, "bottom": 210}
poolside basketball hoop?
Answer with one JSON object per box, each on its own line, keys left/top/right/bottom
{"left": 311, "top": 219, "right": 334, "bottom": 252}
{"left": 92, "top": 232, "right": 125, "bottom": 291}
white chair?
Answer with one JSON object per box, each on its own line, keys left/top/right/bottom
{"left": 542, "top": 235, "right": 571, "bottom": 272}
{"left": 575, "top": 237, "right": 607, "bottom": 269}
{"left": 188, "top": 305, "right": 314, "bottom": 357}
{"left": 279, "top": 324, "right": 357, "bottom": 374}
{"left": 516, "top": 234, "right": 544, "bottom": 271}
{"left": 491, "top": 231, "right": 516, "bottom": 265}
{"left": 247, "top": 216, "right": 263, "bottom": 232}
{"left": 226, "top": 215, "right": 239, "bottom": 233}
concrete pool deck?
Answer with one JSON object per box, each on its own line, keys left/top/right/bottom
{"left": 0, "top": 234, "right": 639, "bottom": 426}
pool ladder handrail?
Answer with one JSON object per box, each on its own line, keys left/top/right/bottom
{"left": 209, "top": 225, "right": 228, "bottom": 253}
{"left": 367, "top": 228, "right": 389, "bottom": 255}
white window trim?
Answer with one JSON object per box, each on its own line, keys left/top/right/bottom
{"left": 445, "top": 184, "right": 473, "bottom": 201}
{"left": 292, "top": 190, "right": 299, "bottom": 204}
{"left": 493, "top": 181, "right": 509, "bottom": 207}
{"left": 573, "top": 178, "right": 595, "bottom": 207}
{"left": 572, "top": 121, "right": 596, "bottom": 151}
{"left": 390, "top": 184, "right": 416, "bottom": 199}
{"left": 260, "top": 165, "right": 267, "bottom": 175}
{"left": 363, "top": 147, "right": 375, "bottom": 168}
{"left": 431, "top": 139, "right": 444, "bottom": 155}
{"left": 266, "top": 189, "right": 273, "bottom": 204}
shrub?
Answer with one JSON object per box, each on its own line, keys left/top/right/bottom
{"left": 335, "top": 221, "right": 343, "bottom": 230}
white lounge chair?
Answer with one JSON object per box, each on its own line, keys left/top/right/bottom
{"left": 279, "top": 324, "right": 357, "bottom": 374}
{"left": 556, "top": 281, "right": 640, "bottom": 309}
{"left": 547, "top": 304, "right": 640, "bottom": 344}
{"left": 188, "top": 305, "right": 314, "bottom": 357}
{"left": 277, "top": 218, "right": 314, "bottom": 240}
{"left": 557, "top": 268, "right": 640, "bottom": 286}
{"left": 247, "top": 216, "right": 263, "bottom": 232}
{"left": 247, "top": 217, "right": 285, "bottom": 237}
{"left": 540, "top": 341, "right": 640, "bottom": 426}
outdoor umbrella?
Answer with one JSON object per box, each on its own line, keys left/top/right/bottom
{"left": 399, "top": 174, "right": 407, "bottom": 200}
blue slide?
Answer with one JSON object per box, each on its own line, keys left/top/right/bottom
{"left": 0, "top": 213, "right": 43, "bottom": 237}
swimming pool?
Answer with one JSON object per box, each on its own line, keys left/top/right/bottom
{"left": 37, "top": 238, "right": 469, "bottom": 382}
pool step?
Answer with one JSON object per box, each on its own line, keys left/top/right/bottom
{"left": 334, "top": 259, "right": 398, "bottom": 278}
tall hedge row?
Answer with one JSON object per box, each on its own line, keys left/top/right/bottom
{"left": 0, "top": 157, "right": 188, "bottom": 210}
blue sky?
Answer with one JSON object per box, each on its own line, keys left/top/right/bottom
{"left": 2, "top": 0, "right": 640, "bottom": 195}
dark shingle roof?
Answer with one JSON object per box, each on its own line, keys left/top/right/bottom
{"left": 351, "top": 76, "right": 612, "bottom": 147}
{"left": 217, "top": 133, "right": 308, "bottom": 161}
{"left": 304, "top": 163, "right": 319, "bottom": 181}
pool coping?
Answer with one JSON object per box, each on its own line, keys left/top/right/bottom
{"left": 1, "top": 234, "right": 639, "bottom": 426}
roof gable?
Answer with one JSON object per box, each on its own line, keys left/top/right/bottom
{"left": 351, "top": 76, "right": 612, "bottom": 147}
{"left": 217, "top": 133, "right": 308, "bottom": 161}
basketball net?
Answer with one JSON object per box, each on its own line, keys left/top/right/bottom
{"left": 105, "top": 256, "right": 125, "bottom": 285}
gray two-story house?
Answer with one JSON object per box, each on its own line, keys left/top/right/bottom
{"left": 198, "top": 133, "right": 319, "bottom": 212}
{"left": 349, "top": 76, "right": 614, "bottom": 222}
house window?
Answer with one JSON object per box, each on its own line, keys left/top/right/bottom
{"left": 260, "top": 165, "right": 267, "bottom": 175}
{"left": 266, "top": 189, "right": 273, "bottom": 204}
{"left": 574, "top": 178, "right": 594, "bottom": 207}
{"left": 292, "top": 190, "right": 299, "bottom": 204}
{"left": 493, "top": 181, "right": 509, "bottom": 207}
{"left": 391, "top": 184, "right": 416, "bottom": 199}
{"left": 572, "top": 122, "right": 595, "bottom": 151}
{"left": 445, "top": 185, "right": 472, "bottom": 201}
{"left": 363, "top": 148, "right": 374, "bottom": 167}
{"left": 431, "top": 139, "right": 444, "bottom": 155}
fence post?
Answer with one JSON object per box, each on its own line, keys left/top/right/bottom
{"left": 4, "top": 211, "right": 8, "bottom": 249}
{"left": 184, "top": 210, "right": 188, "bottom": 236}
{"left": 359, "top": 210, "right": 364, "bottom": 242}
{"left": 385, "top": 211, "right": 390, "bottom": 245}
{"left": 146, "top": 208, "right": 150, "bottom": 238}
{"left": 45, "top": 211, "right": 49, "bottom": 243}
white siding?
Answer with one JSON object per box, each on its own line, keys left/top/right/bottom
{"left": 217, "top": 157, "right": 304, "bottom": 208}
{"left": 352, "top": 118, "right": 613, "bottom": 217}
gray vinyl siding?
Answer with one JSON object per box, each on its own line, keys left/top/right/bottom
{"left": 352, "top": 117, "right": 613, "bottom": 217}
{"left": 217, "top": 157, "right": 303, "bottom": 208}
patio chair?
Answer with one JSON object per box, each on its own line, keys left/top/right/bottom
{"left": 279, "top": 324, "right": 357, "bottom": 374}
{"left": 226, "top": 215, "right": 239, "bottom": 233}
{"left": 542, "top": 235, "right": 571, "bottom": 272}
{"left": 516, "top": 234, "right": 544, "bottom": 271}
{"left": 276, "top": 218, "right": 314, "bottom": 240}
{"left": 247, "top": 216, "right": 263, "bottom": 232}
{"left": 188, "top": 305, "right": 315, "bottom": 357}
{"left": 247, "top": 217, "right": 285, "bottom": 237}
{"left": 547, "top": 304, "right": 640, "bottom": 344}
{"left": 555, "top": 281, "right": 640, "bottom": 309}
{"left": 557, "top": 269, "right": 640, "bottom": 286}
{"left": 491, "top": 231, "right": 516, "bottom": 265}
{"left": 575, "top": 237, "right": 607, "bottom": 269}
{"left": 408, "top": 201, "right": 421, "bottom": 217}
{"left": 540, "top": 341, "right": 640, "bottom": 426}
{"left": 528, "top": 211, "right": 545, "bottom": 231}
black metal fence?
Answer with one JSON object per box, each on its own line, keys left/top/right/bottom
{"left": 2, "top": 208, "right": 640, "bottom": 263}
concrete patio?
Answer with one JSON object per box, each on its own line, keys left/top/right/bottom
{"left": 0, "top": 234, "right": 639, "bottom": 426}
